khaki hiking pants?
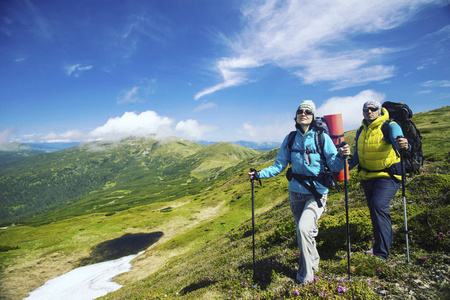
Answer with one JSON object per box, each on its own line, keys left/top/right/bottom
{"left": 289, "top": 191, "right": 326, "bottom": 284}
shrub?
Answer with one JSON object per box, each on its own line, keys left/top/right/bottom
{"left": 406, "top": 206, "right": 450, "bottom": 252}
{"left": 317, "top": 208, "right": 373, "bottom": 258}
{"left": 408, "top": 174, "right": 450, "bottom": 206}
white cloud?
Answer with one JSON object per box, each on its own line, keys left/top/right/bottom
{"left": 295, "top": 49, "right": 396, "bottom": 90}
{"left": 0, "top": 128, "right": 15, "bottom": 144}
{"left": 16, "top": 111, "right": 218, "bottom": 143}
{"left": 89, "top": 111, "right": 174, "bottom": 140}
{"left": 41, "top": 130, "right": 85, "bottom": 143}
{"left": 316, "top": 89, "right": 386, "bottom": 130}
{"left": 194, "top": 57, "right": 261, "bottom": 100}
{"left": 175, "top": 119, "right": 218, "bottom": 140}
{"left": 236, "top": 89, "right": 386, "bottom": 143}
{"left": 196, "top": 0, "right": 442, "bottom": 99}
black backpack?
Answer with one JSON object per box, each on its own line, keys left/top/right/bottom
{"left": 381, "top": 101, "right": 423, "bottom": 174}
{"left": 355, "top": 102, "right": 423, "bottom": 174}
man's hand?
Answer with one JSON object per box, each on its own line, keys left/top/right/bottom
{"left": 396, "top": 137, "right": 409, "bottom": 151}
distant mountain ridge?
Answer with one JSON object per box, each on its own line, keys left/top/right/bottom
{"left": 24, "top": 142, "right": 81, "bottom": 153}
{"left": 0, "top": 139, "right": 278, "bottom": 164}
{"left": 0, "top": 142, "right": 44, "bottom": 164}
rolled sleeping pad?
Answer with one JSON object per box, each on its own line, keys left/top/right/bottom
{"left": 323, "top": 113, "right": 350, "bottom": 182}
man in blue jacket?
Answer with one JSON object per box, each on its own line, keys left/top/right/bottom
{"left": 249, "top": 100, "right": 350, "bottom": 285}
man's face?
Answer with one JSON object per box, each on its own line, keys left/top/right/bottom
{"left": 363, "top": 105, "right": 380, "bottom": 123}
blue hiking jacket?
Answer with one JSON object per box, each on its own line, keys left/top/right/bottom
{"left": 259, "top": 128, "right": 345, "bottom": 195}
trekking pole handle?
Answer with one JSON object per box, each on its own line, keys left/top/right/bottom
{"left": 337, "top": 141, "right": 349, "bottom": 158}
{"left": 249, "top": 168, "right": 262, "bottom": 186}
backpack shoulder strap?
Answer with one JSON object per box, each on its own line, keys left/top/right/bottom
{"left": 355, "top": 125, "right": 363, "bottom": 142}
{"left": 381, "top": 119, "right": 396, "bottom": 144}
{"left": 287, "top": 130, "right": 297, "bottom": 151}
{"left": 314, "top": 129, "right": 325, "bottom": 159}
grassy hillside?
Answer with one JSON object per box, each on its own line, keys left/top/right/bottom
{"left": 0, "top": 137, "right": 260, "bottom": 225}
{"left": 0, "top": 107, "right": 448, "bottom": 299}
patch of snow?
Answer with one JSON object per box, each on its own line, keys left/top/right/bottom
{"left": 25, "top": 251, "right": 144, "bottom": 300}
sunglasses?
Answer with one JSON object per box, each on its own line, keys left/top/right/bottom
{"left": 363, "top": 107, "right": 379, "bottom": 113}
{"left": 297, "top": 109, "right": 313, "bottom": 115}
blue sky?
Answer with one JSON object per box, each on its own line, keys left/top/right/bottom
{"left": 0, "top": 0, "right": 449, "bottom": 144}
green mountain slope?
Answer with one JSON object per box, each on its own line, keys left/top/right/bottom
{"left": 0, "top": 137, "right": 260, "bottom": 225}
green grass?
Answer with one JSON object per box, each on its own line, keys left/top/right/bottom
{"left": 99, "top": 158, "right": 449, "bottom": 299}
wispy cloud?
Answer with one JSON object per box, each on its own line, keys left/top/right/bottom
{"left": 0, "top": 0, "right": 53, "bottom": 40}
{"left": 118, "top": 87, "right": 140, "bottom": 104}
{"left": 66, "top": 64, "right": 93, "bottom": 77}
{"left": 422, "top": 80, "right": 450, "bottom": 88}
{"left": 24, "top": 0, "right": 52, "bottom": 40}
{"left": 196, "top": 0, "right": 443, "bottom": 99}
{"left": 14, "top": 56, "right": 27, "bottom": 63}
{"left": 117, "top": 78, "right": 157, "bottom": 104}
{"left": 194, "top": 57, "right": 262, "bottom": 100}
{"left": 112, "top": 12, "right": 171, "bottom": 60}
{"left": 194, "top": 102, "right": 217, "bottom": 112}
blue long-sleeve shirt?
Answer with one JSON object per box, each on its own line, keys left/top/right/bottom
{"left": 349, "top": 121, "right": 407, "bottom": 170}
{"left": 259, "top": 128, "right": 345, "bottom": 195}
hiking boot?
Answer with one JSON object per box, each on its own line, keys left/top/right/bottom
{"left": 364, "top": 249, "right": 373, "bottom": 254}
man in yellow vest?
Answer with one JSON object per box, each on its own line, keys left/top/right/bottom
{"left": 349, "top": 100, "right": 409, "bottom": 260}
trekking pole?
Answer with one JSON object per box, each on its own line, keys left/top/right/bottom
{"left": 344, "top": 156, "right": 351, "bottom": 279}
{"left": 339, "top": 141, "right": 351, "bottom": 280}
{"left": 400, "top": 151, "right": 411, "bottom": 265}
{"left": 249, "top": 168, "right": 261, "bottom": 287}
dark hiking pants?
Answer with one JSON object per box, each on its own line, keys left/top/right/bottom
{"left": 361, "top": 177, "right": 400, "bottom": 260}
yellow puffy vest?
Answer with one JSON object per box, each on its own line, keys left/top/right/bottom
{"left": 357, "top": 108, "right": 401, "bottom": 180}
